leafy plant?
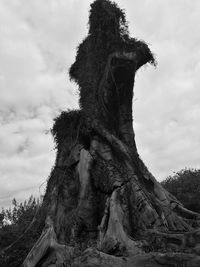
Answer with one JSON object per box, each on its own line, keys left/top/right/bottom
{"left": 0, "top": 196, "right": 45, "bottom": 267}
{"left": 161, "top": 168, "right": 200, "bottom": 213}
{"left": 69, "top": 0, "right": 156, "bottom": 131}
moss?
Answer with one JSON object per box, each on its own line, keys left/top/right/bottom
{"left": 51, "top": 110, "right": 81, "bottom": 148}
{"left": 69, "top": 0, "right": 155, "bottom": 132}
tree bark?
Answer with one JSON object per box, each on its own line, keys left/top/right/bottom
{"left": 23, "top": 113, "right": 200, "bottom": 266}
{"left": 23, "top": 1, "right": 200, "bottom": 266}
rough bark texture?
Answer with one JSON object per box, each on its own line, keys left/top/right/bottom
{"left": 23, "top": 0, "right": 200, "bottom": 266}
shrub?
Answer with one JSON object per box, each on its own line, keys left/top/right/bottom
{"left": 0, "top": 196, "right": 45, "bottom": 267}
{"left": 161, "top": 168, "right": 200, "bottom": 213}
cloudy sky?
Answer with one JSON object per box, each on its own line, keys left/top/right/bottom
{"left": 0, "top": 0, "right": 200, "bottom": 208}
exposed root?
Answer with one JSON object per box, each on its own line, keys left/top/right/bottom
{"left": 22, "top": 217, "right": 74, "bottom": 267}
{"left": 98, "top": 189, "right": 142, "bottom": 256}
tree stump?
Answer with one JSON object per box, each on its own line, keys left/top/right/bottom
{"left": 23, "top": 1, "right": 200, "bottom": 266}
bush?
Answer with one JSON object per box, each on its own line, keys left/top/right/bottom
{"left": 0, "top": 196, "right": 45, "bottom": 267}
{"left": 161, "top": 168, "right": 200, "bottom": 213}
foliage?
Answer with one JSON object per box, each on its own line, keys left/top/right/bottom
{"left": 161, "top": 168, "right": 200, "bottom": 212}
{"left": 51, "top": 109, "right": 82, "bottom": 148}
{"left": 88, "top": 0, "right": 128, "bottom": 38}
{"left": 69, "top": 0, "right": 156, "bottom": 122}
{"left": 51, "top": 109, "right": 92, "bottom": 151}
{"left": 0, "top": 196, "right": 45, "bottom": 267}
{"left": 52, "top": 1, "right": 157, "bottom": 155}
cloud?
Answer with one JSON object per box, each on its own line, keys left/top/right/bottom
{"left": 130, "top": 0, "right": 200, "bottom": 179}
{"left": 0, "top": 0, "right": 200, "bottom": 208}
{"left": 0, "top": 0, "right": 82, "bottom": 208}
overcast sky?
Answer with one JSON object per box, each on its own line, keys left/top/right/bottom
{"left": 1, "top": 0, "right": 200, "bottom": 208}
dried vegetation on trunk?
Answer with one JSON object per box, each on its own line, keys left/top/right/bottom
{"left": 23, "top": 1, "right": 200, "bottom": 266}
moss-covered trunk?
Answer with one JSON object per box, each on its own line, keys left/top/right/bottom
{"left": 23, "top": 118, "right": 200, "bottom": 266}
{"left": 23, "top": 1, "right": 200, "bottom": 266}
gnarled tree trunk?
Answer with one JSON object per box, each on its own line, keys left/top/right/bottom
{"left": 23, "top": 1, "right": 200, "bottom": 266}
